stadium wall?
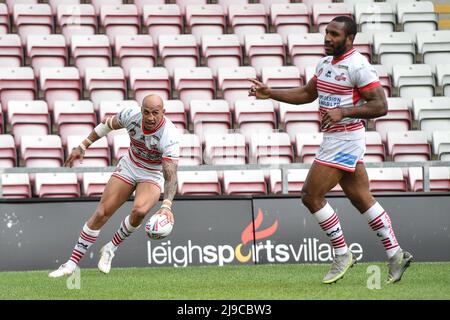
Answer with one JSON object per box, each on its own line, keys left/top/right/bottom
{"left": 1, "top": 194, "right": 449, "bottom": 271}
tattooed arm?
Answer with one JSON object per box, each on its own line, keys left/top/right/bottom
{"left": 157, "top": 159, "right": 178, "bottom": 223}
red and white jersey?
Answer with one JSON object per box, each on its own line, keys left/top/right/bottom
{"left": 117, "top": 106, "right": 180, "bottom": 172}
{"left": 313, "top": 48, "right": 381, "bottom": 137}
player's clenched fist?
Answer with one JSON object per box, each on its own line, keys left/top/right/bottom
{"left": 64, "top": 146, "right": 84, "bottom": 168}
{"left": 247, "top": 78, "right": 271, "bottom": 99}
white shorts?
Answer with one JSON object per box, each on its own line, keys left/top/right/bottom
{"left": 314, "top": 135, "right": 366, "bottom": 172}
{"left": 111, "top": 152, "right": 164, "bottom": 190}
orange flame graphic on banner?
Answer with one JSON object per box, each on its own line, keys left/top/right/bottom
{"left": 235, "top": 209, "right": 279, "bottom": 263}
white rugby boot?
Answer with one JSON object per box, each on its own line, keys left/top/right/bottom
{"left": 48, "top": 262, "right": 76, "bottom": 278}
{"left": 98, "top": 244, "right": 116, "bottom": 274}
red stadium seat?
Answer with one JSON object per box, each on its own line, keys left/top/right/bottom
{"left": 20, "top": 134, "right": 64, "bottom": 167}
{"left": 432, "top": 131, "right": 450, "bottom": 161}
{"left": 35, "top": 172, "right": 80, "bottom": 198}
{"left": 129, "top": 67, "right": 171, "bottom": 104}
{"left": 185, "top": 4, "right": 225, "bottom": 45}
{"left": 100, "top": 4, "right": 139, "bottom": 46}
{"left": 373, "top": 64, "right": 392, "bottom": 97}
{"left": 0, "top": 134, "right": 17, "bottom": 167}
{"left": 39, "top": 67, "right": 82, "bottom": 112}
{"left": 163, "top": 100, "right": 187, "bottom": 130}
{"left": 53, "top": 100, "right": 96, "bottom": 146}
{"left": 201, "top": 34, "right": 241, "bottom": 78}
{"left": 0, "top": 3, "right": 10, "bottom": 34}
{"left": 288, "top": 33, "right": 325, "bottom": 75}
{"left": 204, "top": 132, "right": 247, "bottom": 165}
{"left": 57, "top": 4, "right": 97, "bottom": 45}
{"left": 270, "top": 3, "right": 310, "bottom": 45}
{"left": 228, "top": 4, "right": 267, "bottom": 46}
{"left": 364, "top": 131, "right": 386, "bottom": 163}
{"left": 176, "top": 0, "right": 206, "bottom": 15}
{"left": 158, "top": 34, "right": 198, "bottom": 77}
{"left": 279, "top": 100, "right": 320, "bottom": 144}
{"left": 373, "top": 97, "right": 411, "bottom": 144}
{"left": 67, "top": 135, "right": 110, "bottom": 167}
{"left": 90, "top": 0, "right": 122, "bottom": 15}
{"left": 312, "top": 3, "right": 353, "bottom": 34}
{"left": 178, "top": 133, "right": 202, "bottom": 166}
{"left": 13, "top": 4, "right": 53, "bottom": 45}
{"left": 244, "top": 33, "right": 285, "bottom": 77}
{"left": 408, "top": 167, "right": 450, "bottom": 192}
{"left": 82, "top": 171, "right": 113, "bottom": 197}
{"left": 26, "top": 34, "right": 67, "bottom": 77}
{"left": 234, "top": 99, "right": 276, "bottom": 143}
{"left": 366, "top": 168, "right": 407, "bottom": 193}
{"left": 71, "top": 35, "right": 111, "bottom": 78}
{"left": 189, "top": 99, "right": 231, "bottom": 143}
{"left": 223, "top": 169, "right": 267, "bottom": 195}
{"left": 48, "top": 0, "right": 81, "bottom": 15}
{"left": 84, "top": 67, "right": 126, "bottom": 111}
{"left": 112, "top": 132, "right": 130, "bottom": 164}
{"left": 386, "top": 131, "right": 431, "bottom": 162}
{"left": 134, "top": 0, "right": 165, "bottom": 16}
{"left": 269, "top": 169, "right": 309, "bottom": 194}
{"left": 217, "top": 66, "right": 256, "bottom": 111}
{"left": 115, "top": 35, "right": 156, "bottom": 78}
{"left": 174, "top": 67, "right": 215, "bottom": 111}
{"left": 295, "top": 132, "right": 323, "bottom": 163}
{"left": 99, "top": 100, "right": 138, "bottom": 122}
{"left": 1, "top": 173, "right": 31, "bottom": 198}
{"left": 0, "top": 34, "right": 22, "bottom": 67}
{"left": 8, "top": 100, "right": 50, "bottom": 147}
{"left": 249, "top": 132, "right": 293, "bottom": 164}
{"left": 177, "top": 170, "right": 221, "bottom": 196}
{"left": 142, "top": 4, "right": 182, "bottom": 46}
{"left": 0, "top": 67, "right": 37, "bottom": 114}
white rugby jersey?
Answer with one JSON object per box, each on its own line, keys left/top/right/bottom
{"left": 117, "top": 106, "right": 180, "bottom": 171}
{"left": 313, "top": 48, "right": 381, "bottom": 135}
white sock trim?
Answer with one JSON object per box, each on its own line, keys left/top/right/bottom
{"left": 363, "top": 202, "right": 384, "bottom": 221}
{"left": 83, "top": 223, "right": 100, "bottom": 237}
{"left": 125, "top": 215, "right": 140, "bottom": 231}
{"left": 312, "top": 202, "right": 334, "bottom": 222}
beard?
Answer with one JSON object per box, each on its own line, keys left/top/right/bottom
{"left": 332, "top": 40, "right": 348, "bottom": 57}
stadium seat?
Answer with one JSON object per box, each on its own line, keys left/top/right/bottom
{"left": 115, "top": 35, "right": 156, "bottom": 78}
{"left": 0, "top": 67, "right": 37, "bottom": 114}
{"left": 353, "top": 32, "right": 373, "bottom": 62}
{"left": 249, "top": 132, "right": 293, "bottom": 164}
{"left": 228, "top": 4, "right": 267, "bottom": 46}
{"left": 201, "top": 34, "right": 241, "bottom": 77}
{"left": 20, "top": 134, "right": 63, "bottom": 167}
{"left": 270, "top": 3, "right": 310, "bottom": 44}
{"left": 34, "top": 172, "right": 80, "bottom": 198}
{"left": 6, "top": 1, "right": 38, "bottom": 15}
{"left": 413, "top": 97, "right": 450, "bottom": 141}
{"left": 8, "top": 100, "right": 50, "bottom": 147}
{"left": 158, "top": 34, "right": 198, "bottom": 77}
{"left": 373, "top": 64, "right": 392, "bottom": 97}
{"left": 366, "top": 168, "right": 407, "bottom": 193}
{"left": 129, "top": 67, "right": 171, "bottom": 103}
{"left": 397, "top": 1, "right": 437, "bottom": 33}
{"left": 112, "top": 132, "right": 130, "bottom": 164}
{"left": 408, "top": 167, "right": 450, "bottom": 192}
{"left": 244, "top": 33, "right": 285, "bottom": 77}
{"left": 82, "top": 171, "right": 113, "bottom": 197}
{"left": 134, "top": 0, "right": 165, "bottom": 16}
{"left": 432, "top": 131, "right": 450, "bottom": 161}
{"left": 269, "top": 169, "right": 309, "bottom": 194}
{"left": 178, "top": 133, "right": 202, "bottom": 166}
{"left": 39, "top": 67, "right": 82, "bottom": 112}
{"left": 185, "top": 4, "right": 225, "bottom": 45}
{"left": 279, "top": 100, "right": 320, "bottom": 144}
{"left": 288, "top": 33, "right": 325, "bottom": 75}
{"left": 354, "top": 2, "right": 395, "bottom": 34}
{"left": 216, "top": 0, "right": 247, "bottom": 15}
{"left": 48, "top": 0, "right": 81, "bottom": 15}
{"left": 303, "top": 66, "right": 316, "bottom": 83}
{"left": 176, "top": 0, "right": 206, "bottom": 15}
{"left": 217, "top": 66, "right": 256, "bottom": 111}
{"left": 223, "top": 169, "right": 267, "bottom": 195}
{"left": 373, "top": 97, "right": 411, "bottom": 143}
{"left": 0, "top": 34, "right": 22, "bottom": 67}
{"left": 173, "top": 67, "right": 215, "bottom": 111}
{"left": 204, "top": 132, "right": 247, "bottom": 165}
{"left": 416, "top": 31, "right": 450, "bottom": 70}
{"left": 364, "top": 131, "right": 386, "bottom": 162}
{"left": 386, "top": 131, "right": 431, "bottom": 162}
{"left": 163, "top": 100, "right": 186, "bottom": 130}
{"left": 84, "top": 67, "right": 126, "bottom": 111}
{"left": 295, "top": 132, "right": 323, "bottom": 163}
{"left": 99, "top": 5, "right": 139, "bottom": 46}
{"left": 0, "top": 134, "right": 17, "bottom": 167}
{"left": 373, "top": 32, "right": 415, "bottom": 73}
{"left": 13, "top": 4, "right": 53, "bottom": 45}
{"left": 67, "top": 135, "right": 110, "bottom": 167}
{"left": 26, "top": 34, "right": 67, "bottom": 77}
{"left": 234, "top": 99, "right": 276, "bottom": 143}
{"left": 90, "top": 0, "right": 122, "bottom": 15}
{"left": 262, "top": 66, "right": 303, "bottom": 94}
{"left": 0, "top": 3, "right": 10, "bottom": 34}
{"left": 99, "top": 100, "right": 138, "bottom": 122}
{"left": 189, "top": 99, "right": 231, "bottom": 143}
{"left": 301, "top": 0, "right": 332, "bottom": 15}
{"left": 142, "top": 4, "right": 182, "bottom": 46}
{"left": 70, "top": 35, "right": 111, "bottom": 78}
{"left": 436, "top": 64, "right": 450, "bottom": 97}
{"left": 392, "top": 64, "right": 435, "bottom": 107}
{"left": 53, "top": 100, "right": 96, "bottom": 146}
{"left": 57, "top": 4, "right": 97, "bottom": 45}
{"left": 0, "top": 173, "right": 31, "bottom": 198}
{"left": 312, "top": 3, "right": 353, "bottom": 34}
{"left": 177, "top": 170, "right": 221, "bottom": 195}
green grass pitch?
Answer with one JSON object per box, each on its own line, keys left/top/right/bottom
{"left": 0, "top": 262, "right": 449, "bottom": 300}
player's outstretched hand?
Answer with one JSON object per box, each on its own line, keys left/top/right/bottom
{"left": 247, "top": 78, "right": 271, "bottom": 99}
{"left": 64, "top": 147, "right": 84, "bottom": 168}
{"left": 157, "top": 207, "right": 174, "bottom": 225}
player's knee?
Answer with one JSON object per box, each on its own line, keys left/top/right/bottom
{"left": 94, "top": 205, "right": 111, "bottom": 223}
{"left": 131, "top": 205, "right": 149, "bottom": 220}
{"left": 301, "top": 191, "right": 324, "bottom": 213}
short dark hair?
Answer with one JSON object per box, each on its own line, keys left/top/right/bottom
{"left": 331, "top": 16, "right": 357, "bottom": 38}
